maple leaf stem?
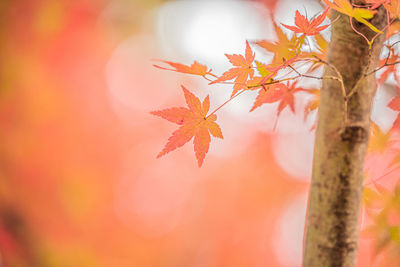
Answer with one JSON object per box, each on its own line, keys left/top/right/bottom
{"left": 247, "top": 76, "right": 300, "bottom": 89}
{"left": 211, "top": 76, "right": 301, "bottom": 89}
{"left": 206, "top": 89, "right": 247, "bottom": 118}
{"left": 206, "top": 73, "right": 218, "bottom": 78}
{"left": 203, "top": 76, "right": 213, "bottom": 82}
{"left": 368, "top": 60, "right": 400, "bottom": 75}
{"left": 351, "top": 41, "right": 400, "bottom": 98}
{"left": 288, "top": 64, "right": 343, "bottom": 83}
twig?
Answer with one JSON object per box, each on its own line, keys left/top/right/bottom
{"left": 288, "top": 65, "right": 342, "bottom": 83}
{"left": 206, "top": 89, "right": 247, "bottom": 118}
{"left": 364, "top": 41, "right": 400, "bottom": 77}
{"left": 312, "top": 55, "right": 346, "bottom": 98}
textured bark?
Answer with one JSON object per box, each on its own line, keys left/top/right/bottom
{"left": 303, "top": 3, "right": 387, "bottom": 267}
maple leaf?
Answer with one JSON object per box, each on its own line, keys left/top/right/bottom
{"left": 368, "top": 122, "right": 392, "bottom": 153}
{"left": 281, "top": 9, "right": 330, "bottom": 36}
{"left": 255, "top": 22, "right": 303, "bottom": 66}
{"left": 314, "top": 34, "right": 329, "bottom": 59}
{"left": 278, "top": 82, "right": 305, "bottom": 115}
{"left": 250, "top": 83, "right": 283, "bottom": 112}
{"left": 151, "top": 86, "right": 223, "bottom": 167}
{"left": 244, "top": 62, "right": 277, "bottom": 91}
{"left": 210, "top": 41, "right": 255, "bottom": 96}
{"left": 250, "top": 81, "right": 305, "bottom": 114}
{"left": 255, "top": 61, "right": 273, "bottom": 78}
{"left": 322, "top": 0, "right": 382, "bottom": 33}
{"left": 154, "top": 60, "right": 213, "bottom": 77}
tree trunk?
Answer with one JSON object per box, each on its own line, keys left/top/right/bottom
{"left": 303, "top": 3, "right": 387, "bottom": 267}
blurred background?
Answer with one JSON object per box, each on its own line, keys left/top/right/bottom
{"left": 0, "top": 0, "right": 397, "bottom": 266}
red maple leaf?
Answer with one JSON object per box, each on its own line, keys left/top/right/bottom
{"left": 153, "top": 60, "right": 213, "bottom": 77}
{"left": 210, "top": 41, "right": 255, "bottom": 96}
{"left": 250, "top": 83, "right": 283, "bottom": 112}
{"left": 282, "top": 9, "right": 330, "bottom": 36}
{"left": 151, "top": 86, "right": 223, "bottom": 167}
{"left": 250, "top": 81, "right": 305, "bottom": 115}
{"left": 275, "top": 81, "right": 305, "bottom": 116}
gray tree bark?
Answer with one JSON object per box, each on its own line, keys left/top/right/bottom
{"left": 303, "top": 3, "right": 387, "bottom": 267}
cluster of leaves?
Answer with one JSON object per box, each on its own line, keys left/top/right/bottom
{"left": 152, "top": 0, "right": 400, "bottom": 167}
{"left": 151, "top": 0, "right": 400, "bottom": 262}
{"left": 152, "top": 8, "right": 330, "bottom": 166}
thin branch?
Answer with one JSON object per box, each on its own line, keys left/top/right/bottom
{"left": 364, "top": 40, "right": 400, "bottom": 77}
{"left": 206, "top": 89, "right": 246, "bottom": 118}
{"left": 288, "top": 65, "right": 342, "bottom": 83}
{"left": 365, "top": 48, "right": 391, "bottom": 77}
{"left": 247, "top": 76, "right": 300, "bottom": 89}
{"left": 206, "top": 73, "right": 218, "bottom": 79}
{"left": 312, "top": 55, "right": 346, "bottom": 98}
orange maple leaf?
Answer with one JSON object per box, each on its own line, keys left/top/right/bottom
{"left": 275, "top": 81, "right": 305, "bottom": 116}
{"left": 210, "top": 41, "right": 255, "bottom": 96}
{"left": 368, "top": 122, "right": 392, "bottom": 153}
{"left": 153, "top": 60, "right": 213, "bottom": 77}
{"left": 250, "top": 81, "right": 305, "bottom": 114}
{"left": 256, "top": 22, "right": 303, "bottom": 65}
{"left": 151, "top": 86, "right": 223, "bottom": 167}
{"left": 282, "top": 9, "right": 330, "bottom": 36}
{"left": 250, "top": 83, "right": 283, "bottom": 112}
